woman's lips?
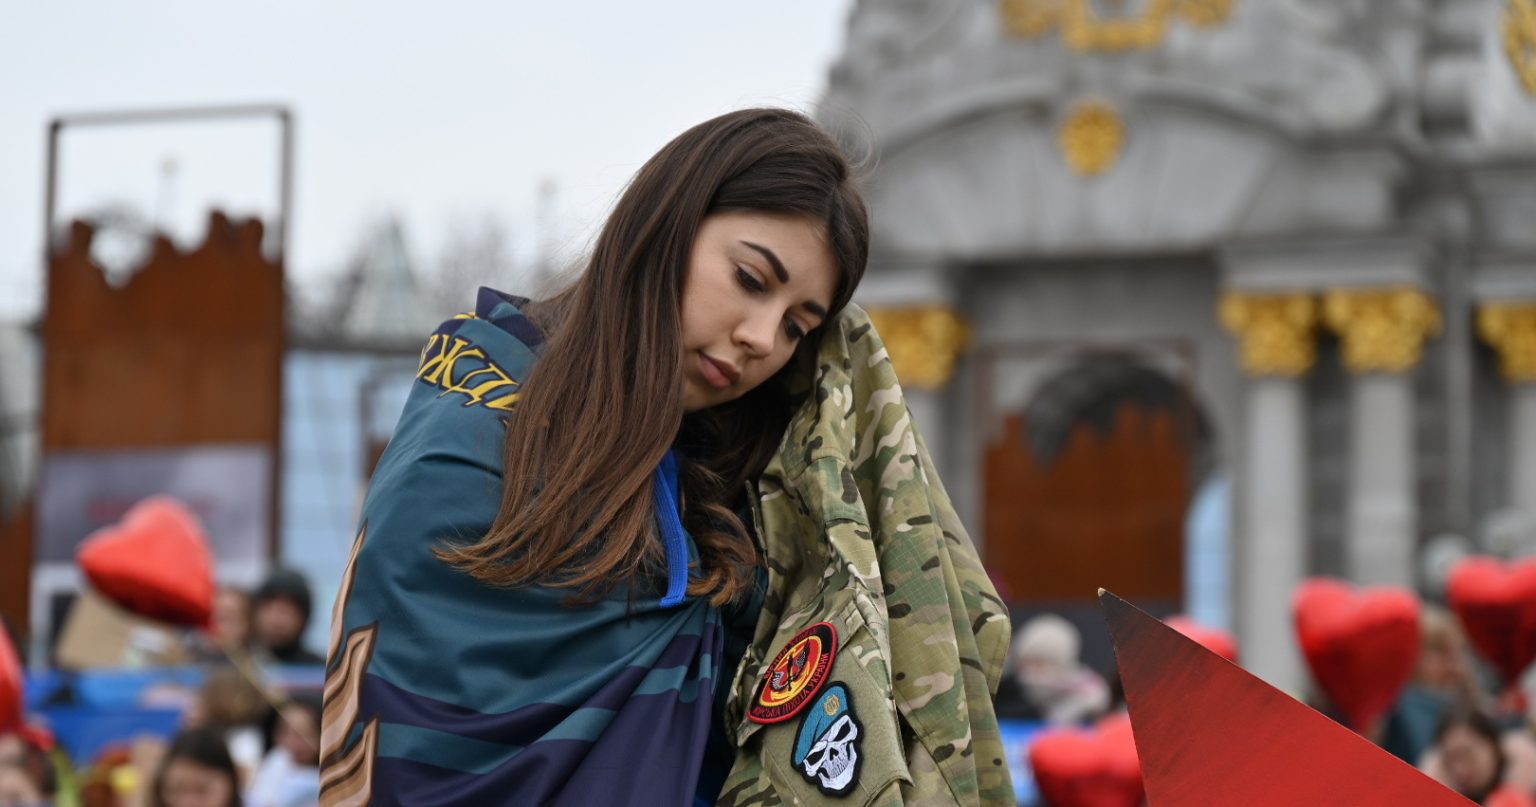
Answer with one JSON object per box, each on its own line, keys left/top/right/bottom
{"left": 699, "top": 353, "right": 739, "bottom": 389}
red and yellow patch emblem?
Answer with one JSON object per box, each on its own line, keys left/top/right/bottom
{"left": 748, "top": 622, "right": 838, "bottom": 724}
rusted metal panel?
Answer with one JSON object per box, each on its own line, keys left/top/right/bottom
{"left": 1, "top": 211, "right": 283, "bottom": 636}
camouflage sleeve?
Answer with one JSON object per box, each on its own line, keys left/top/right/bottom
{"left": 836, "top": 308, "right": 1014, "bottom": 805}
{"left": 721, "top": 306, "right": 1014, "bottom": 806}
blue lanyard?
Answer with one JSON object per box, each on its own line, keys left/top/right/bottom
{"left": 651, "top": 449, "right": 689, "bottom": 608}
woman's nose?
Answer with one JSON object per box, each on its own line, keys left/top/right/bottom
{"left": 735, "top": 312, "right": 777, "bottom": 357}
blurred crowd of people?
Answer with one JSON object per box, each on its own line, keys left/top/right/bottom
{"left": 0, "top": 567, "right": 326, "bottom": 807}
{"left": 11, "top": 571, "right": 1536, "bottom": 806}
{"left": 1389, "top": 606, "right": 1536, "bottom": 806}
{"left": 995, "top": 607, "right": 1536, "bottom": 807}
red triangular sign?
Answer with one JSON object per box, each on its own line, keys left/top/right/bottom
{"left": 1100, "top": 590, "right": 1473, "bottom": 806}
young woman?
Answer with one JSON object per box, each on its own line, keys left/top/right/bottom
{"left": 152, "top": 729, "right": 243, "bottom": 807}
{"left": 1421, "top": 710, "right": 1536, "bottom": 806}
{"left": 247, "top": 693, "right": 322, "bottom": 807}
{"left": 321, "top": 108, "right": 1013, "bottom": 806}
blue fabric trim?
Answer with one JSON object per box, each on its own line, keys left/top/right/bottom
{"left": 475, "top": 287, "right": 545, "bottom": 349}
{"left": 654, "top": 450, "right": 690, "bottom": 608}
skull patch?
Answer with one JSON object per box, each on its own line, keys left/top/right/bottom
{"left": 792, "top": 682, "right": 862, "bottom": 796}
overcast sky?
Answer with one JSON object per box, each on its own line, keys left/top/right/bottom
{"left": 0, "top": 1, "right": 856, "bottom": 319}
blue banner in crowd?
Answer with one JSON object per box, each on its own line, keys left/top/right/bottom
{"left": 23, "top": 666, "right": 323, "bottom": 764}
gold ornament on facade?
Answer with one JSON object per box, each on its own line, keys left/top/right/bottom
{"left": 865, "top": 306, "right": 972, "bottom": 390}
{"left": 1478, "top": 300, "right": 1536, "bottom": 383}
{"left": 1000, "top": 0, "right": 1062, "bottom": 38}
{"left": 1063, "top": 0, "right": 1171, "bottom": 52}
{"left": 1000, "top": 0, "right": 1234, "bottom": 51}
{"left": 1177, "top": 0, "right": 1234, "bottom": 27}
{"left": 1219, "top": 292, "right": 1319, "bottom": 377}
{"left": 1505, "top": 0, "right": 1536, "bottom": 97}
{"left": 1322, "top": 287, "right": 1443, "bottom": 374}
{"left": 1059, "top": 99, "right": 1125, "bottom": 177}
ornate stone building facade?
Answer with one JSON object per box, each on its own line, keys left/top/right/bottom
{"left": 825, "top": 0, "right": 1536, "bottom": 691}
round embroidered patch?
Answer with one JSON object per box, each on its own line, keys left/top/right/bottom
{"left": 747, "top": 621, "right": 838, "bottom": 724}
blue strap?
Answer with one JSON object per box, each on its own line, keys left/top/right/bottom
{"left": 652, "top": 450, "right": 690, "bottom": 608}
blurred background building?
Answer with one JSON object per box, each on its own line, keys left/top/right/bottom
{"left": 839, "top": 0, "right": 1536, "bottom": 693}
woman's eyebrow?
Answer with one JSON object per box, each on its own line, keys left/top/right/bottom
{"left": 740, "top": 239, "right": 827, "bottom": 320}
{"left": 741, "top": 240, "right": 789, "bottom": 283}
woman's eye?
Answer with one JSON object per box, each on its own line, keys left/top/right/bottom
{"left": 785, "top": 321, "right": 806, "bottom": 340}
{"left": 735, "top": 267, "right": 766, "bottom": 293}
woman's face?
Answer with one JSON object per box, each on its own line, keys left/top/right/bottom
{"left": 679, "top": 211, "right": 838, "bottom": 413}
{"left": 1440, "top": 724, "right": 1500, "bottom": 798}
{"left": 0, "top": 763, "right": 45, "bottom": 807}
{"left": 212, "top": 588, "right": 250, "bottom": 647}
{"left": 1418, "top": 632, "right": 1470, "bottom": 691}
{"left": 159, "top": 757, "right": 234, "bottom": 807}
{"left": 276, "top": 704, "right": 321, "bottom": 767}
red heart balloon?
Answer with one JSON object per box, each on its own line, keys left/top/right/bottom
{"left": 1293, "top": 578, "right": 1420, "bottom": 731}
{"left": 76, "top": 496, "right": 214, "bottom": 628}
{"left": 1164, "top": 616, "right": 1239, "bottom": 664}
{"left": 1029, "top": 713, "right": 1144, "bottom": 807}
{"left": 0, "top": 623, "right": 21, "bottom": 733}
{"left": 1446, "top": 556, "right": 1536, "bottom": 687}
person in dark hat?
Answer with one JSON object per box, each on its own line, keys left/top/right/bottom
{"left": 251, "top": 568, "right": 324, "bottom": 666}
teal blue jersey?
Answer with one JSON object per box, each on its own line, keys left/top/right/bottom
{"left": 320, "top": 289, "right": 723, "bottom": 806}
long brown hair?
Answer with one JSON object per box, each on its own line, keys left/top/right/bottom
{"left": 435, "top": 108, "right": 869, "bottom": 605}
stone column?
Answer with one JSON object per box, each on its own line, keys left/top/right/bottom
{"left": 1219, "top": 291, "right": 1318, "bottom": 693}
{"left": 1323, "top": 287, "right": 1442, "bottom": 587}
{"left": 1479, "top": 301, "right": 1536, "bottom": 519}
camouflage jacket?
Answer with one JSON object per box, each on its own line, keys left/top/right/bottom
{"left": 717, "top": 305, "right": 1015, "bottom": 806}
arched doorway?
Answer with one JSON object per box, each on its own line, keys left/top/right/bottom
{"left": 984, "top": 353, "right": 1212, "bottom": 610}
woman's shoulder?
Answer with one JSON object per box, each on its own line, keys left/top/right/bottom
{"left": 412, "top": 287, "right": 545, "bottom": 406}
{"left": 357, "top": 287, "right": 545, "bottom": 527}
{"left": 464, "top": 287, "right": 547, "bottom": 350}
